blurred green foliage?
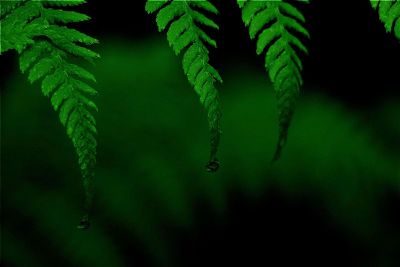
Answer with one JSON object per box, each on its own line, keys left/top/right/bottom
{"left": 2, "top": 38, "right": 399, "bottom": 267}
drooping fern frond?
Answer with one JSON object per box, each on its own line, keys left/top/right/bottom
{"left": 145, "top": 0, "right": 223, "bottom": 172}
{"left": 1, "top": 0, "right": 99, "bottom": 229}
{"left": 371, "top": 0, "right": 400, "bottom": 41}
{"left": 237, "top": 0, "right": 310, "bottom": 161}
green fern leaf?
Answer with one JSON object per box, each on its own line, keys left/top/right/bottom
{"left": 0, "top": 0, "right": 29, "bottom": 19}
{"left": 146, "top": 0, "right": 222, "bottom": 172}
{"left": 42, "top": 0, "right": 87, "bottom": 7}
{"left": 1, "top": 0, "right": 98, "bottom": 229}
{"left": 0, "top": 1, "right": 42, "bottom": 54}
{"left": 43, "top": 9, "right": 91, "bottom": 24}
{"left": 238, "top": 0, "right": 310, "bottom": 161}
{"left": 371, "top": 0, "right": 400, "bottom": 41}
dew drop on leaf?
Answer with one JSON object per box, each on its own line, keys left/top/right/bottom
{"left": 77, "top": 214, "right": 90, "bottom": 230}
{"left": 205, "top": 159, "right": 220, "bottom": 173}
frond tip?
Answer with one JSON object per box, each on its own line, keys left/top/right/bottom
{"left": 146, "top": 0, "right": 223, "bottom": 171}
{"left": 371, "top": 0, "right": 400, "bottom": 41}
{"left": 1, "top": 0, "right": 98, "bottom": 228}
{"left": 238, "top": 0, "right": 310, "bottom": 161}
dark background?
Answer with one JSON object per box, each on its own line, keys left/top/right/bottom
{"left": 85, "top": 4, "right": 399, "bottom": 265}
{"left": 1, "top": 1, "right": 400, "bottom": 267}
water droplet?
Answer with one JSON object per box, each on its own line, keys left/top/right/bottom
{"left": 77, "top": 215, "right": 90, "bottom": 230}
{"left": 205, "top": 159, "right": 220, "bottom": 173}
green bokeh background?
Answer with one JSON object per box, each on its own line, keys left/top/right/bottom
{"left": 2, "top": 38, "right": 400, "bottom": 266}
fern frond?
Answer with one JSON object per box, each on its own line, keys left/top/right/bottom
{"left": 146, "top": 0, "right": 222, "bottom": 172}
{"left": 238, "top": 0, "right": 310, "bottom": 161}
{"left": 371, "top": 0, "right": 400, "bottom": 41}
{"left": 0, "top": 0, "right": 29, "bottom": 19}
{"left": 1, "top": 0, "right": 98, "bottom": 229}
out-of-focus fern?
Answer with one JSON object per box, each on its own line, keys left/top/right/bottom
{"left": 0, "top": 0, "right": 99, "bottom": 229}
{"left": 371, "top": 0, "right": 400, "bottom": 41}
{"left": 237, "top": 0, "right": 310, "bottom": 160}
{"left": 145, "top": 0, "right": 222, "bottom": 172}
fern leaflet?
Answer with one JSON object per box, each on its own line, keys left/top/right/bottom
{"left": 145, "top": 0, "right": 223, "bottom": 172}
{"left": 371, "top": 0, "right": 400, "bottom": 41}
{"left": 237, "top": 0, "right": 310, "bottom": 161}
{"left": 1, "top": 0, "right": 99, "bottom": 229}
